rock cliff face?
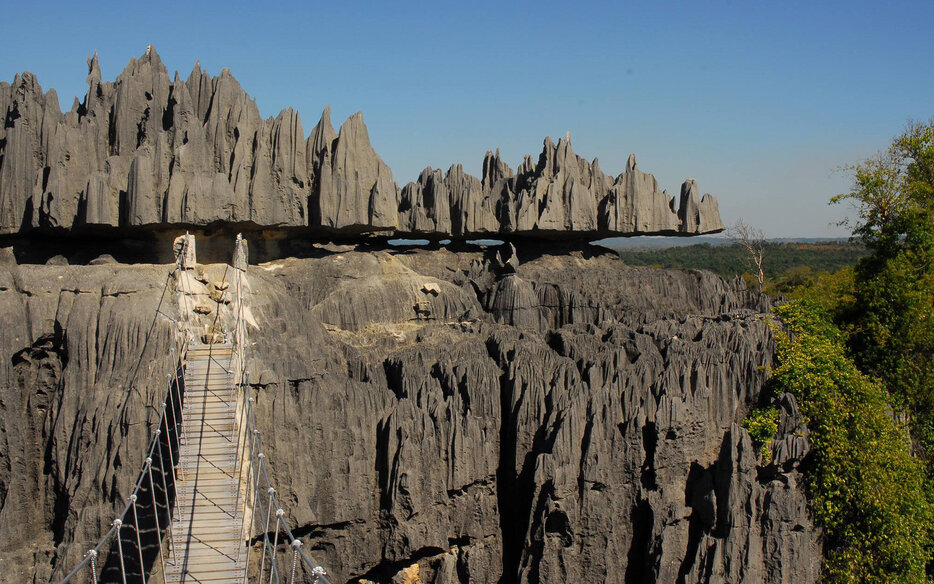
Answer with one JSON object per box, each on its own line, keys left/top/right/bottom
{"left": 0, "top": 243, "right": 819, "bottom": 583}
{"left": 0, "top": 48, "right": 723, "bottom": 240}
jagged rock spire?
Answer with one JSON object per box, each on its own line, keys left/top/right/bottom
{"left": 0, "top": 49, "right": 725, "bottom": 238}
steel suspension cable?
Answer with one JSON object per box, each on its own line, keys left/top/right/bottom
{"left": 146, "top": 457, "right": 165, "bottom": 578}
{"left": 240, "top": 391, "right": 332, "bottom": 584}
{"left": 206, "top": 235, "right": 334, "bottom": 584}
{"left": 130, "top": 495, "right": 145, "bottom": 584}
{"left": 259, "top": 487, "right": 274, "bottom": 583}
{"left": 113, "top": 519, "right": 127, "bottom": 584}
{"left": 56, "top": 252, "right": 188, "bottom": 583}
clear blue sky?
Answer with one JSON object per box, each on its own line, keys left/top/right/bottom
{"left": 2, "top": 0, "right": 931, "bottom": 237}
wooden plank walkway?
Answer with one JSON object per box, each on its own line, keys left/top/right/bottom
{"left": 165, "top": 342, "right": 246, "bottom": 584}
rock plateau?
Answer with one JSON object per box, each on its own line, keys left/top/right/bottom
{"left": 0, "top": 241, "right": 819, "bottom": 583}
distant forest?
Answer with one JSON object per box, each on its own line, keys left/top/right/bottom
{"left": 612, "top": 240, "right": 868, "bottom": 282}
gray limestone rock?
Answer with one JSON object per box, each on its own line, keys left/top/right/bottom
{"left": 45, "top": 254, "right": 68, "bottom": 266}
{"left": 679, "top": 178, "right": 725, "bottom": 234}
{"left": 0, "top": 263, "right": 179, "bottom": 583}
{"left": 772, "top": 392, "right": 811, "bottom": 469}
{"left": 0, "top": 247, "right": 818, "bottom": 583}
{"left": 0, "top": 247, "right": 15, "bottom": 267}
{"left": 494, "top": 242, "right": 520, "bottom": 274}
{"left": 89, "top": 253, "right": 117, "bottom": 265}
{"left": 0, "top": 48, "right": 724, "bottom": 240}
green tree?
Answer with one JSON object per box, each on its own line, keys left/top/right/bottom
{"left": 771, "top": 301, "right": 933, "bottom": 583}
{"left": 833, "top": 120, "right": 934, "bottom": 466}
{"left": 788, "top": 266, "right": 856, "bottom": 317}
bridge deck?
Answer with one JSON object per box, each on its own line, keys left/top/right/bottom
{"left": 165, "top": 343, "right": 246, "bottom": 584}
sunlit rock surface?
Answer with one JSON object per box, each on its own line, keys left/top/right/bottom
{"left": 0, "top": 243, "right": 818, "bottom": 583}
{"left": 0, "top": 48, "right": 723, "bottom": 240}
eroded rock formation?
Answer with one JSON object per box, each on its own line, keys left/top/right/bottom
{"left": 0, "top": 48, "right": 723, "bottom": 240}
{"left": 0, "top": 243, "right": 819, "bottom": 583}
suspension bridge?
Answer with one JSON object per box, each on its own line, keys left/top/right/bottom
{"left": 55, "top": 235, "right": 330, "bottom": 584}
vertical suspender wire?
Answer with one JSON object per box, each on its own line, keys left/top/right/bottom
{"left": 130, "top": 495, "right": 145, "bottom": 583}
{"left": 165, "top": 375, "right": 178, "bottom": 453}
{"left": 268, "top": 508, "right": 284, "bottom": 584}
{"left": 234, "top": 270, "right": 244, "bottom": 419}
{"left": 251, "top": 480, "right": 275, "bottom": 584}
{"left": 172, "top": 346, "right": 184, "bottom": 433}
{"left": 234, "top": 268, "right": 243, "bottom": 369}
{"left": 154, "top": 431, "right": 175, "bottom": 565}
{"left": 289, "top": 539, "right": 302, "bottom": 584}
{"left": 161, "top": 406, "right": 177, "bottom": 491}
{"left": 257, "top": 479, "right": 278, "bottom": 583}
{"left": 234, "top": 384, "right": 250, "bottom": 569}
{"left": 250, "top": 400, "right": 279, "bottom": 584}
{"left": 87, "top": 550, "right": 98, "bottom": 584}
{"left": 249, "top": 450, "right": 264, "bottom": 549}
{"left": 165, "top": 356, "right": 180, "bottom": 471}
{"left": 177, "top": 352, "right": 188, "bottom": 482}
{"left": 228, "top": 366, "right": 237, "bottom": 443}
{"left": 114, "top": 518, "right": 127, "bottom": 584}
{"left": 264, "top": 478, "right": 283, "bottom": 584}
{"left": 164, "top": 384, "right": 180, "bottom": 509}
{"left": 173, "top": 363, "right": 184, "bottom": 482}
{"left": 234, "top": 387, "right": 248, "bottom": 512}
{"left": 243, "top": 401, "right": 259, "bottom": 544}
{"left": 259, "top": 487, "right": 274, "bottom": 583}
{"left": 256, "top": 455, "right": 278, "bottom": 578}
{"left": 238, "top": 398, "right": 257, "bottom": 563}
{"left": 240, "top": 417, "right": 252, "bottom": 546}
{"left": 146, "top": 458, "right": 166, "bottom": 578}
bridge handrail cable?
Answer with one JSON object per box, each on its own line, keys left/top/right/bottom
{"left": 56, "top": 239, "right": 193, "bottom": 584}
{"left": 54, "top": 235, "right": 332, "bottom": 583}
{"left": 230, "top": 258, "right": 332, "bottom": 584}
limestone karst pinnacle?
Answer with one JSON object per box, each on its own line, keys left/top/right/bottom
{"left": 0, "top": 50, "right": 824, "bottom": 584}
{"left": 0, "top": 246, "right": 819, "bottom": 583}
{"left": 0, "top": 47, "right": 724, "bottom": 238}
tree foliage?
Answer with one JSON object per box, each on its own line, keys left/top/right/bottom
{"left": 771, "top": 300, "right": 934, "bottom": 583}
{"left": 787, "top": 266, "right": 857, "bottom": 317}
{"left": 834, "top": 120, "right": 934, "bottom": 467}
{"left": 741, "top": 405, "right": 778, "bottom": 460}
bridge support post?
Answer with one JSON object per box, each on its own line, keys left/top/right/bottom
{"left": 233, "top": 233, "right": 248, "bottom": 272}
{"left": 173, "top": 233, "right": 197, "bottom": 268}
